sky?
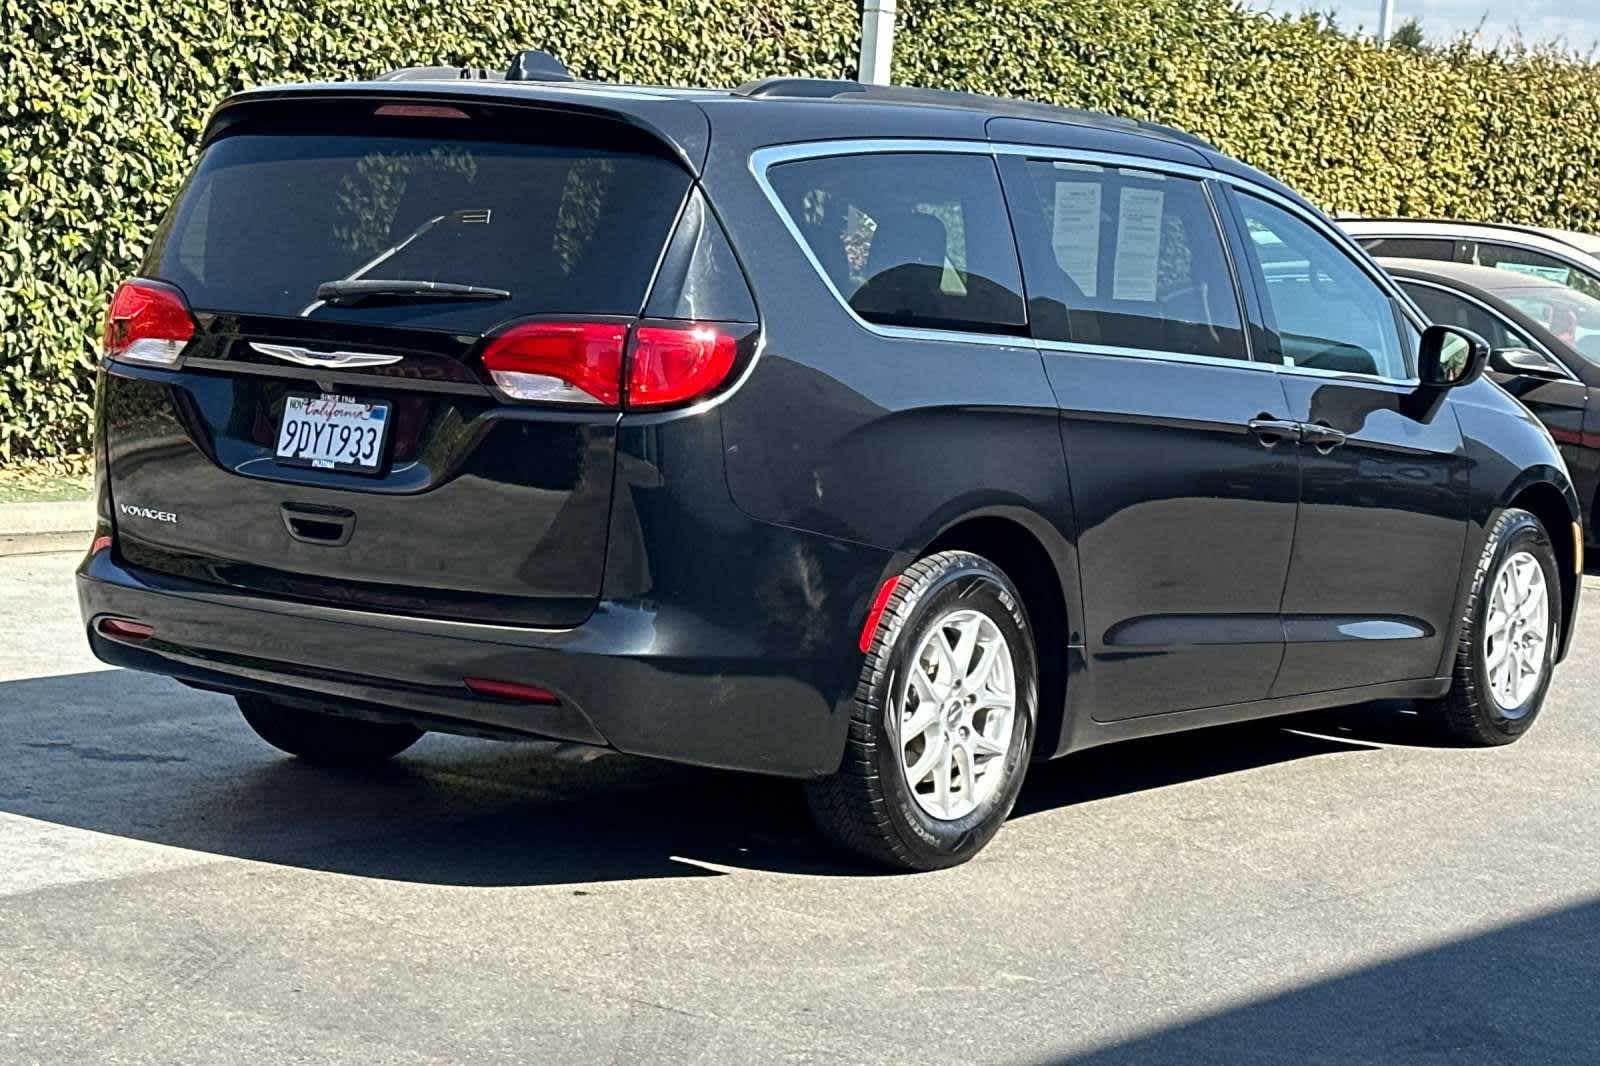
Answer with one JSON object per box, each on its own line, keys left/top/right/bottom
{"left": 1239, "top": 0, "right": 1600, "bottom": 53}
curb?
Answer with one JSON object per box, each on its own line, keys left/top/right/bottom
{"left": 0, "top": 500, "right": 94, "bottom": 557}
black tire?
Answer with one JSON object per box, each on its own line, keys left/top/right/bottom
{"left": 805, "top": 551, "right": 1039, "bottom": 871}
{"left": 236, "top": 694, "right": 424, "bottom": 766}
{"left": 1423, "top": 508, "right": 1562, "bottom": 746}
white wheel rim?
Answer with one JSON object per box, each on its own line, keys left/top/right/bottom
{"left": 896, "top": 608, "right": 1016, "bottom": 821}
{"left": 1483, "top": 550, "right": 1550, "bottom": 714}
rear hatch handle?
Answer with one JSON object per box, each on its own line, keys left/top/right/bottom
{"left": 281, "top": 503, "right": 357, "bottom": 547}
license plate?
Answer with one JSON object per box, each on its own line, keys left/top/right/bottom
{"left": 275, "top": 395, "right": 390, "bottom": 473}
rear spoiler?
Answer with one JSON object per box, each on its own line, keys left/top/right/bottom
{"left": 205, "top": 80, "right": 713, "bottom": 175}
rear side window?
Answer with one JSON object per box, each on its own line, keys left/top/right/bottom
{"left": 145, "top": 121, "right": 693, "bottom": 334}
{"left": 1468, "top": 242, "right": 1600, "bottom": 302}
{"left": 766, "top": 153, "right": 1026, "bottom": 334}
{"left": 1003, "top": 160, "right": 1245, "bottom": 358}
{"left": 1357, "top": 236, "right": 1456, "bottom": 261}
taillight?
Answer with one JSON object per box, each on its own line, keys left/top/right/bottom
{"left": 480, "top": 320, "right": 743, "bottom": 410}
{"left": 480, "top": 321, "right": 627, "bottom": 406}
{"left": 626, "top": 324, "right": 739, "bottom": 409}
{"left": 103, "top": 279, "right": 196, "bottom": 367}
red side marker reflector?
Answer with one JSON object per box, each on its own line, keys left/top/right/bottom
{"left": 464, "top": 677, "right": 560, "bottom": 704}
{"left": 859, "top": 575, "right": 903, "bottom": 653}
{"left": 98, "top": 618, "right": 153, "bottom": 641}
{"left": 90, "top": 534, "right": 113, "bottom": 555}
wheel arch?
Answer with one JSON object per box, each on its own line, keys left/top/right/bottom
{"left": 1497, "top": 469, "right": 1582, "bottom": 663}
{"left": 918, "top": 508, "right": 1082, "bottom": 762}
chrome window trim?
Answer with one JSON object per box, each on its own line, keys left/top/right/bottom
{"left": 1397, "top": 277, "right": 1582, "bottom": 383}
{"left": 749, "top": 138, "right": 1421, "bottom": 385}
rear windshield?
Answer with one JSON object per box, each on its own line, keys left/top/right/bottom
{"left": 145, "top": 125, "right": 692, "bottom": 334}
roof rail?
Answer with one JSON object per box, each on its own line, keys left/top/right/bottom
{"left": 736, "top": 77, "right": 864, "bottom": 99}
{"left": 375, "top": 66, "right": 502, "bottom": 81}
{"left": 506, "top": 49, "right": 575, "bottom": 82}
{"left": 731, "top": 77, "right": 1213, "bottom": 149}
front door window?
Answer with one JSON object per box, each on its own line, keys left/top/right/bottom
{"left": 1235, "top": 194, "right": 1409, "bottom": 379}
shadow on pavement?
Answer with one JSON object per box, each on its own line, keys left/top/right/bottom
{"left": 1027, "top": 896, "right": 1600, "bottom": 1065}
{"left": 4, "top": 668, "right": 1400, "bottom": 887}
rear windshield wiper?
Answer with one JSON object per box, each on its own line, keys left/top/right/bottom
{"left": 313, "top": 279, "right": 512, "bottom": 306}
{"left": 301, "top": 207, "right": 499, "bottom": 315}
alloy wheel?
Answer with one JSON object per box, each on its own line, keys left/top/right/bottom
{"left": 1482, "top": 550, "right": 1550, "bottom": 714}
{"left": 896, "top": 608, "right": 1017, "bottom": 820}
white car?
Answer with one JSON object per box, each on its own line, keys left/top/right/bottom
{"left": 1341, "top": 218, "right": 1600, "bottom": 302}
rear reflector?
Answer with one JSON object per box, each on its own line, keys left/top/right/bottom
{"left": 464, "top": 677, "right": 560, "bottom": 704}
{"left": 480, "top": 321, "right": 627, "bottom": 406}
{"left": 626, "top": 324, "right": 739, "bottom": 409}
{"left": 98, "top": 617, "right": 154, "bottom": 641}
{"left": 103, "top": 279, "right": 196, "bottom": 367}
{"left": 859, "top": 575, "right": 903, "bottom": 653}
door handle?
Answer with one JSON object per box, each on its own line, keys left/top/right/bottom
{"left": 1247, "top": 417, "right": 1301, "bottom": 448}
{"left": 1301, "top": 422, "right": 1348, "bottom": 453}
{"left": 281, "top": 503, "right": 356, "bottom": 546}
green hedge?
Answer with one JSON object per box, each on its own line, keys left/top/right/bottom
{"left": 5, "top": 0, "right": 1600, "bottom": 461}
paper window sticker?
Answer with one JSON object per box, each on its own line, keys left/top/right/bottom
{"left": 1052, "top": 181, "right": 1102, "bottom": 298}
{"left": 1113, "top": 187, "right": 1165, "bottom": 302}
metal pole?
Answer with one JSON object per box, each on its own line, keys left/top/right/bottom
{"left": 858, "top": 0, "right": 897, "bottom": 85}
{"left": 1376, "top": 0, "right": 1395, "bottom": 46}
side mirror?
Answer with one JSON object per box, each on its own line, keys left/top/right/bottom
{"left": 1418, "top": 324, "right": 1489, "bottom": 388}
{"left": 1489, "top": 346, "right": 1568, "bottom": 380}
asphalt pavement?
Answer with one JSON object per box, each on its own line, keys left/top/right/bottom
{"left": 3, "top": 548, "right": 1598, "bottom": 1064}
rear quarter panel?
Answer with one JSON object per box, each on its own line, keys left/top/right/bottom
{"left": 698, "top": 135, "right": 1083, "bottom": 646}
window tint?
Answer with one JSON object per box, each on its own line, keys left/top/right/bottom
{"left": 1234, "top": 194, "right": 1408, "bottom": 378}
{"left": 146, "top": 127, "right": 692, "bottom": 333}
{"left": 1006, "top": 160, "right": 1244, "bottom": 358}
{"left": 1358, "top": 236, "right": 1455, "bottom": 261}
{"left": 766, "top": 153, "right": 1026, "bottom": 334}
{"left": 1398, "top": 282, "right": 1533, "bottom": 351}
{"left": 1468, "top": 242, "right": 1600, "bottom": 302}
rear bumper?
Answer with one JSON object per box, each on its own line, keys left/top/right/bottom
{"left": 77, "top": 533, "right": 891, "bottom": 778}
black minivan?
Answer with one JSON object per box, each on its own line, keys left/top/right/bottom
{"left": 80, "top": 54, "right": 1583, "bottom": 869}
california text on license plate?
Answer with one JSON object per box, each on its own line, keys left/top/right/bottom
{"left": 275, "top": 394, "right": 390, "bottom": 473}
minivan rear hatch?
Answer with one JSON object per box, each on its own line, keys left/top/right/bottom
{"left": 105, "top": 96, "right": 696, "bottom": 626}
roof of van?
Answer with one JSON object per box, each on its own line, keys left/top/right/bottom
{"left": 223, "top": 71, "right": 1212, "bottom": 150}
{"left": 216, "top": 69, "right": 1311, "bottom": 213}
